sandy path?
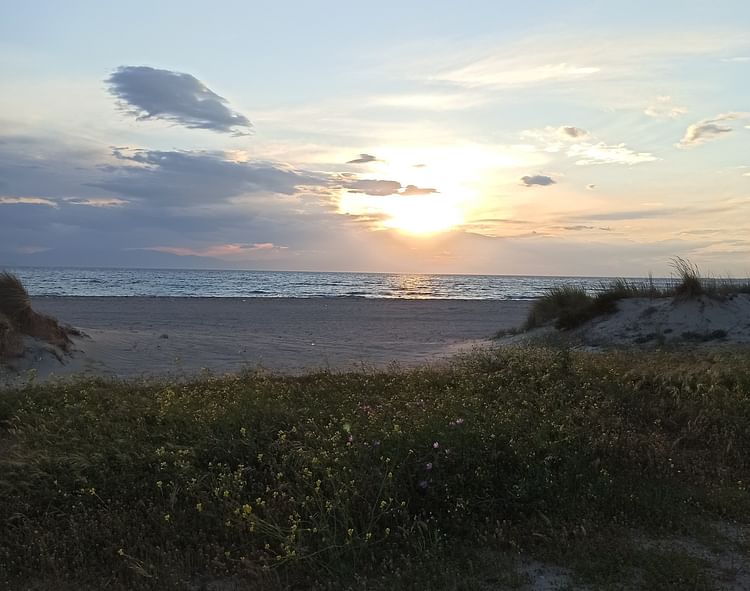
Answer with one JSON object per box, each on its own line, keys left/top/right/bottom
{"left": 21, "top": 297, "right": 530, "bottom": 379}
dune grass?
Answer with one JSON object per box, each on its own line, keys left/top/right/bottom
{"left": 1, "top": 346, "right": 749, "bottom": 589}
{"left": 524, "top": 259, "right": 750, "bottom": 331}
{"left": 0, "top": 272, "right": 72, "bottom": 362}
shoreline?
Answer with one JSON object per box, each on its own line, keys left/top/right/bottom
{"left": 2, "top": 297, "right": 532, "bottom": 381}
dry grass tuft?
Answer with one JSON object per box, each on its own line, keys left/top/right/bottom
{"left": 670, "top": 256, "right": 703, "bottom": 299}
{"left": 0, "top": 272, "right": 72, "bottom": 359}
{"left": 0, "top": 313, "right": 24, "bottom": 361}
{"left": 0, "top": 272, "right": 33, "bottom": 321}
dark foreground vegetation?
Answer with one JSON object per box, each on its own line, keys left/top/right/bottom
{"left": 2, "top": 347, "right": 749, "bottom": 590}
{"left": 525, "top": 258, "right": 750, "bottom": 331}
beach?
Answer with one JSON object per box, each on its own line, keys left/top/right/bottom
{"left": 23, "top": 296, "right": 531, "bottom": 379}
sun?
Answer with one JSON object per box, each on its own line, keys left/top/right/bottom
{"left": 338, "top": 192, "right": 465, "bottom": 235}
{"left": 380, "top": 196, "right": 463, "bottom": 235}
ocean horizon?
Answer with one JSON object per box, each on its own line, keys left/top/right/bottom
{"left": 5, "top": 266, "right": 682, "bottom": 300}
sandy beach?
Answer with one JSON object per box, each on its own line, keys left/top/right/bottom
{"left": 14, "top": 297, "right": 530, "bottom": 380}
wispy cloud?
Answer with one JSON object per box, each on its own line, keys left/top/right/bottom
{"left": 146, "top": 243, "right": 287, "bottom": 258}
{"left": 419, "top": 31, "right": 747, "bottom": 91}
{"left": 678, "top": 112, "right": 749, "bottom": 147}
{"left": 521, "top": 174, "right": 556, "bottom": 187}
{"left": 369, "top": 92, "right": 485, "bottom": 111}
{"left": 521, "top": 126, "right": 591, "bottom": 152}
{"left": 567, "top": 142, "right": 657, "bottom": 166}
{"left": 107, "top": 66, "right": 252, "bottom": 135}
{"left": 436, "top": 61, "right": 599, "bottom": 88}
{"left": 346, "top": 153, "right": 378, "bottom": 164}
{"left": 0, "top": 196, "right": 57, "bottom": 206}
{"left": 644, "top": 95, "right": 688, "bottom": 119}
{"left": 65, "top": 197, "right": 128, "bottom": 207}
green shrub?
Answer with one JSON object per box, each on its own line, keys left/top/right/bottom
{"left": 2, "top": 348, "right": 748, "bottom": 589}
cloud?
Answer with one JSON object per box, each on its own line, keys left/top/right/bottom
{"left": 369, "top": 92, "right": 486, "bottom": 111}
{"left": 567, "top": 142, "right": 657, "bottom": 165}
{"left": 106, "top": 66, "right": 252, "bottom": 135}
{"left": 346, "top": 153, "right": 378, "bottom": 164}
{"left": 436, "top": 61, "right": 600, "bottom": 88}
{"left": 64, "top": 197, "right": 128, "bottom": 207}
{"left": 586, "top": 184, "right": 597, "bottom": 190}
{"left": 346, "top": 179, "right": 402, "bottom": 196}
{"left": 145, "top": 242, "right": 287, "bottom": 258}
{"left": 0, "top": 196, "right": 57, "bottom": 206}
{"left": 401, "top": 184, "right": 438, "bottom": 196}
{"left": 521, "top": 126, "right": 591, "bottom": 152}
{"left": 96, "top": 148, "right": 328, "bottom": 204}
{"left": 559, "top": 126, "right": 589, "bottom": 139}
{"left": 678, "top": 112, "right": 749, "bottom": 147}
{"left": 345, "top": 179, "right": 438, "bottom": 196}
{"left": 644, "top": 96, "right": 688, "bottom": 119}
{"left": 721, "top": 56, "right": 750, "bottom": 62}
{"left": 559, "top": 225, "right": 611, "bottom": 231}
{"left": 521, "top": 174, "right": 556, "bottom": 187}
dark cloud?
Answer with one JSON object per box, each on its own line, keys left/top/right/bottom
{"left": 94, "top": 148, "right": 327, "bottom": 204}
{"left": 559, "top": 126, "right": 588, "bottom": 138}
{"left": 521, "top": 174, "right": 556, "bottom": 187}
{"left": 346, "top": 179, "right": 402, "bottom": 196}
{"left": 346, "top": 179, "right": 438, "bottom": 196}
{"left": 401, "top": 184, "right": 438, "bottom": 196}
{"left": 678, "top": 112, "right": 747, "bottom": 147}
{"left": 106, "top": 66, "right": 252, "bottom": 135}
{"left": 346, "top": 153, "right": 378, "bottom": 164}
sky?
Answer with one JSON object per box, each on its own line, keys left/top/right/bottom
{"left": 1, "top": 0, "right": 749, "bottom": 277}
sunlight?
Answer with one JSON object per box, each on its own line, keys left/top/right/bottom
{"left": 336, "top": 144, "right": 526, "bottom": 236}
{"left": 380, "top": 196, "right": 463, "bottom": 235}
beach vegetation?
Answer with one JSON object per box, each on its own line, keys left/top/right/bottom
{"left": 1, "top": 346, "right": 748, "bottom": 589}
{"left": 0, "top": 272, "right": 72, "bottom": 360}
{"left": 523, "top": 259, "right": 750, "bottom": 331}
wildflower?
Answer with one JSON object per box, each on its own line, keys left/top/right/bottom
{"left": 385, "top": 527, "right": 391, "bottom": 536}
{"left": 196, "top": 502, "right": 203, "bottom": 512}
{"left": 419, "top": 480, "right": 429, "bottom": 490}
{"left": 433, "top": 441, "right": 439, "bottom": 449}
{"left": 455, "top": 418, "right": 464, "bottom": 425}
{"left": 347, "top": 528, "right": 354, "bottom": 537}
{"left": 117, "top": 548, "right": 125, "bottom": 556}
{"left": 242, "top": 503, "right": 253, "bottom": 515}
{"left": 425, "top": 462, "right": 433, "bottom": 470}
{"left": 164, "top": 513, "right": 171, "bottom": 522}
{"left": 346, "top": 434, "right": 353, "bottom": 445}
{"left": 156, "top": 480, "right": 163, "bottom": 489}
{"left": 240, "top": 427, "right": 247, "bottom": 437}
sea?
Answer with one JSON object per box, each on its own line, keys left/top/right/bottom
{"left": 3, "top": 266, "right": 681, "bottom": 300}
